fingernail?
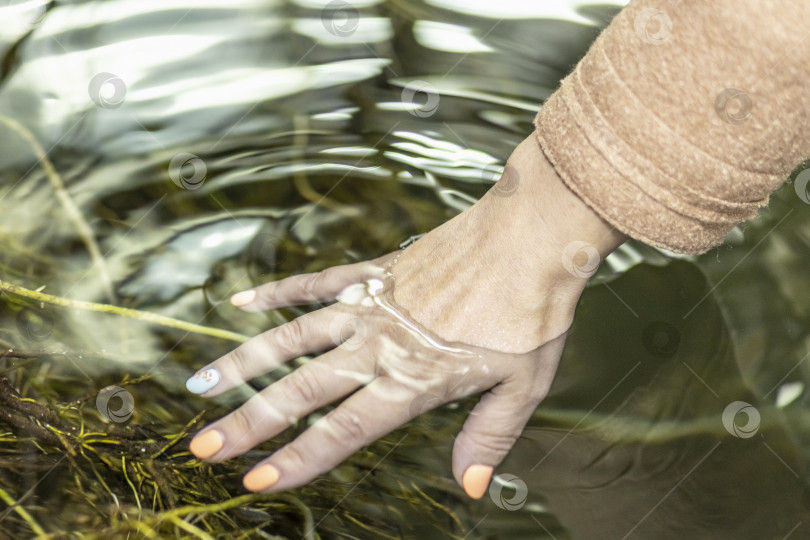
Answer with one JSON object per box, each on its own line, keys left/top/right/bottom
{"left": 462, "top": 464, "right": 493, "bottom": 500}
{"left": 231, "top": 289, "right": 257, "bottom": 306}
{"left": 186, "top": 368, "right": 220, "bottom": 394}
{"left": 243, "top": 464, "right": 280, "bottom": 492}
{"left": 189, "top": 430, "right": 223, "bottom": 459}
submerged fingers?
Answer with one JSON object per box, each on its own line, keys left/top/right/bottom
{"left": 236, "top": 354, "right": 518, "bottom": 493}
{"left": 241, "top": 378, "right": 420, "bottom": 492}
{"left": 234, "top": 341, "right": 564, "bottom": 495}
{"left": 189, "top": 347, "right": 372, "bottom": 462}
{"left": 186, "top": 307, "right": 366, "bottom": 397}
{"left": 188, "top": 336, "right": 505, "bottom": 492}
{"left": 186, "top": 266, "right": 560, "bottom": 497}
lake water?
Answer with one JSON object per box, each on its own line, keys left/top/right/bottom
{"left": 2, "top": 0, "right": 810, "bottom": 538}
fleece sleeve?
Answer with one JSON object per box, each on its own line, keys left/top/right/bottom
{"left": 534, "top": 0, "right": 810, "bottom": 253}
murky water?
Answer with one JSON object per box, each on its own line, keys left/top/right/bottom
{"left": 2, "top": 0, "right": 810, "bottom": 538}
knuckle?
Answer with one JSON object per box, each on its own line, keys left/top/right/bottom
{"left": 299, "top": 272, "right": 325, "bottom": 300}
{"left": 283, "top": 367, "right": 324, "bottom": 405}
{"left": 228, "top": 405, "right": 259, "bottom": 440}
{"left": 228, "top": 344, "right": 252, "bottom": 377}
{"left": 273, "top": 318, "right": 305, "bottom": 356}
{"left": 463, "top": 431, "right": 517, "bottom": 458}
{"left": 323, "top": 408, "right": 367, "bottom": 446}
{"left": 433, "top": 381, "right": 454, "bottom": 401}
{"left": 277, "top": 442, "right": 308, "bottom": 471}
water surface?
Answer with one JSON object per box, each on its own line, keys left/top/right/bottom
{"left": 2, "top": 0, "right": 810, "bottom": 538}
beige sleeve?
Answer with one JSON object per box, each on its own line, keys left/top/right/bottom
{"left": 534, "top": 0, "right": 810, "bottom": 254}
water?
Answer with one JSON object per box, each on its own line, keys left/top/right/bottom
{"left": 2, "top": 0, "right": 810, "bottom": 538}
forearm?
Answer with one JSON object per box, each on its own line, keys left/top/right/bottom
{"left": 535, "top": 0, "right": 810, "bottom": 254}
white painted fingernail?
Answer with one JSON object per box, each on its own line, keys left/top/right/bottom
{"left": 186, "top": 368, "right": 220, "bottom": 394}
{"left": 336, "top": 283, "right": 367, "bottom": 305}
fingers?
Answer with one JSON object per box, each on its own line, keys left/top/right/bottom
{"left": 235, "top": 344, "right": 558, "bottom": 494}
{"left": 189, "top": 347, "right": 371, "bottom": 462}
{"left": 187, "top": 307, "right": 358, "bottom": 397}
{"left": 451, "top": 380, "right": 547, "bottom": 500}
{"left": 230, "top": 260, "right": 388, "bottom": 312}
{"left": 241, "top": 378, "right": 414, "bottom": 492}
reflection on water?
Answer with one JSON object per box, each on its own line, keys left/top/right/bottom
{"left": 496, "top": 261, "right": 810, "bottom": 539}
{"left": 2, "top": 0, "right": 810, "bottom": 537}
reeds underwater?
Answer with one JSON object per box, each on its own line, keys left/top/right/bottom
{"left": 0, "top": 115, "right": 471, "bottom": 539}
{"left": 0, "top": 318, "right": 470, "bottom": 539}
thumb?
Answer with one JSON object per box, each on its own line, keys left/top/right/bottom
{"left": 451, "top": 379, "right": 543, "bottom": 500}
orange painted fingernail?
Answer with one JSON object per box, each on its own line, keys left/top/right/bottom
{"left": 243, "top": 464, "right": 280, "bottom": 492}
{"left": 462, "top": 464, "right": 493, "bottom": 500}
{"left": 189, "top": 430, "right": 223, "bottom": 459}
{"left": 231, "top": 290, "right": 257, "bottom": 306}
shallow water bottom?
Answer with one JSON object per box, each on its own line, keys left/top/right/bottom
{"left": 2, "top": 0, "right": 810, "bottom": 538}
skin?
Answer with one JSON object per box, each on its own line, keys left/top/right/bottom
{"left": 187, "top": 134, "right": 627, "bottom": 496}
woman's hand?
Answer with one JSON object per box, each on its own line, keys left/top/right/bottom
{"left": 186, "top": 135, "right": 626, "bottom": 498}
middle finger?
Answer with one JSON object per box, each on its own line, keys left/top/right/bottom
{"left": 190, "top": 346, "right": 372, "bottom": 461}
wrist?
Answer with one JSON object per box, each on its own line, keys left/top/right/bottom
{"left": 387, "top": 133, "right": 627, "bottom": 353}
{"left": 476, "top": 134, "right": 627, "bottom": 285}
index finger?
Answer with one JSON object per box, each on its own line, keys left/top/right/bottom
{"left": 231, "top": 259, "right": 389, "bottom": 312}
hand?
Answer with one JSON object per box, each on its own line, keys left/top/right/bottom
{"left": 186, "top": 134, "right": 626, "bottom": 498}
